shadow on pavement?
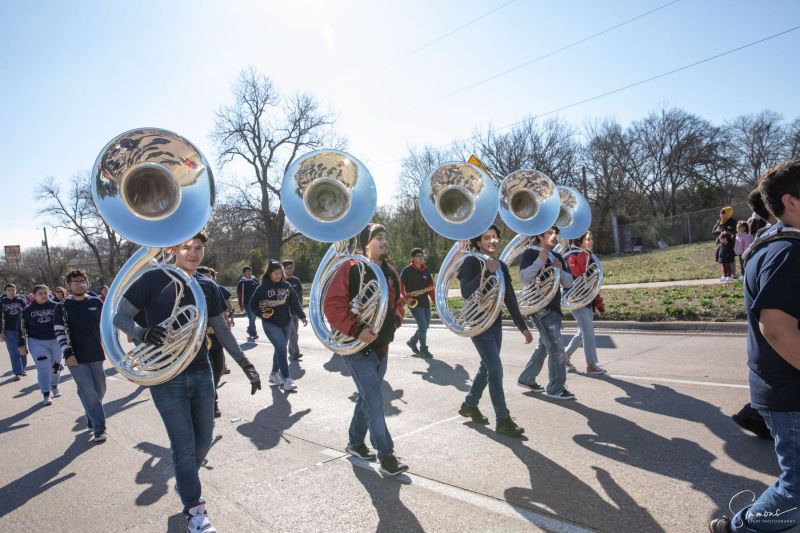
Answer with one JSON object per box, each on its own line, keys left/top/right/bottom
{"left": 0, "top": 434, "right": 91, "bottom": 518}
{"left": 411, "top": 357, "right": 470, "bottom": 393}
{"left": 470, "top": 423, "right": 664, "bottom": 532}
{"left": 237, "top": 387, "right": 311, "bottom": 450}
{"left": 0, "top": 402, "right": 46, "bottom": 434}
{"left": 350, "top": 460, "right": 423, "bottom": 533}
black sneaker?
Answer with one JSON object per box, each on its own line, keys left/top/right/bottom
{"left": 214, "top": 402, "right": 221, "bottom": 419}
{"left": 222, "top": 366, "right": 231, "bottom": 375}
{"left": 732, "top": 413, "right": 772, "bottom": 440}
{"left": 346, "top": 443, "right": 377, "bottom": 461}
{"left": 406, "top": 340, "right": 419, "bottom": 354}
{"left": 289, "top": 353, "right": 303, "bottom": 360}
{"left": 496, "top": 416, "right": 524, "bottom": 437}
{"left": 518, "top": 380, "right": 544, "bottom": 393}
{"left": 708, "top": 516, "right": 732, "bottom": 533}
{"left": 418, "top": 347, "right": 433, "bottom": 358}
{"left": 458, "top": 402, "right": 489, "bottom": 424}
{"left": 379, "top": 454, "right": 409, "bottom": 476}
{"left": 546, "top": 389, "right": 576, "bottom": 400}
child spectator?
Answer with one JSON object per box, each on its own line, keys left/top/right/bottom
{"left": 716, "top": 232, "right": 735, "bottom": 282}
{"left": 734, "top": 220, "right": 754, "bottom": 280}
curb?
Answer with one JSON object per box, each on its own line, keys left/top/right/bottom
{"left": 402, "top": 317, "right": 748, "bottom": 334}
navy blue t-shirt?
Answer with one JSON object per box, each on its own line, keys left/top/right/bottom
{"left": 744, "top": 222, "right": 800, "bottom": 411}
{"left": 249, "top": 279, "right": 306, "bottom": 328}
{"left": 123, "top": 270, "right": 224, "bottom": 372}
{"left": 1, "top": 296, "right": 27, "bottom": 332}
{"left": 54, "top": 297, "right": 105, "bottom": 363}
{"left": 21, "top": 301, "right": 57, "bottom": 340}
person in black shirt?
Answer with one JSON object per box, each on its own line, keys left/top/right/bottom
{"left": 236, "top": 266, "right": 260, "bottom": 339}
{"left": 196, "top": 266, "right": 234, "bottom": 418}
{"left": 710, "top": 162, "right": 800, "bottom": 533}
{"left": 250, "top": 261, "right": 307, "bottom": 392}
{"left": 113, "top": 231, "right": 262, "bottom": 533}
{"left": 517, "top": 226, "right": 576, "bottom": 400}
{"left": 400, "top": 248, "right": 435, "bottom": 358}
{"left": 281, "top": 259, "right": 304, "bottom": 361}
{"left": 0, "top": 283, "right": 29, "bottom": 379}
{"left": 457, "top": 225, "right": 533, "bottom": 437}
{"left": 18, "top": 285, "right": 63, "bottom": 405}
{"left": 54, "top": 270, "right": 108, "bottom": 442}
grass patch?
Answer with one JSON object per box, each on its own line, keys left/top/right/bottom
{"left": 598, "top": 241, "right": 722, "bottom": 284}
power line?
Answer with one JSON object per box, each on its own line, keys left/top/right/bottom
{"left": 499, "top": 23, "right": 800, "bottom": 129}
{"left": 437, "top": 0, "right": 681, "bottom": 102}
{"left": 413, "top": 0, "right": 517, "bottom": 54}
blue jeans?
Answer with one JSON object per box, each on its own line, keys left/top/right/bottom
{"left": 28, "top": 338, "right": 62, "bottom": 394}
{"left": 68, "top": 361, "right": 107, "bottom": 436}
{"left": 344, "top": 350, "right": 394, "bottom": 460}
{"left": 565, "top": 306, "right": 599, "bottom": 366}
{"left": 519, "top": 309, "right": 567, "bottom": 395}
{"left": 262, "top": 321, "right": 291, "bottom": 379}
{"left": 246, "top": 309, "right": 258, "bottom": 337}
{"left": 465, "top": 323, "right": 509, "bottom": 421}
{"left": 4, "top": 330, "right": 26, "bottom": 376}
{"left": 409, "top": 306, "right": 431, "bottom": 349}
{"left": 150, "top": 363, "right": 215, "bottom": 513}
{"left": 731, "top": 410, "right": 800, "bottom": 532}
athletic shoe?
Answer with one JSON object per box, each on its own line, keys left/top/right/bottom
{"left": 458, "top": 402, "right": 490, "bottom": 424}
{"left": 283, "top": 378, "right": 297, "bottom": 392}
{"left": 51, "top": 387, "right": 61, "bottom": 398}
{"left": 719, "top": 276, "right": 726, "bottom": 282}
{"left": 20, "top": 371, "right": 27, "bottom": 376}
{"left": 13, "top": 375, "right": 21, "bottom": 382}
{"left": 289, "top": 353, "right": 303, "bottom": 360}
{"left": 586, "top": 365, "right": 608, "bottom": 375}
{"left": 418, "top": 347, "right": 433, "bottom": 358}
{"left": 496, "top": 416, "right": 525, "bottom": 437}
{"left": 707, "top": 516, "right": 732, "bottom": 533}
{"left": 546, "top": 389, "right": 576, "bottom": 400}
{"left": 379, "top": 454, "right": 409, "bottom": 476}
{"left": 732, "top": 413, "right": 772, "bottom": 440}
{"left": 567, "top": 364, "right": 578, "bottom": 373}
{"left": 42, "top": 394, "right": 52, "bottom": 406}
{"left": 346, "top": 443, "right": 377, "bottom": 461}
{"left": 186, "top": 503, "right": 217, "bottom": 533}
{"left": 93, "top": 432, "right": 107, "bottom": 443}
{"left": 518, "top": 380, "right": 544, "bottom": 393}
{"left": 268, "top": 372, "right": 284, "bottom": 387}
{"left": 222, "top": 366, "right": 231, "bottom": 375}
{"left": 406, "top": 340, "right": 419, "bottom": 354}
{"left": 214, "top": 402, "right": 221, "bottom": 419}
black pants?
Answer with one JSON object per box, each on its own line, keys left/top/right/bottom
{"left": 208, "top": 337, "right": 225, "bottom": 398}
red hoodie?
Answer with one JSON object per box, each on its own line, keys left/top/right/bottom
{"left": 567, "top": 251, "right": 605, "bottom": 313}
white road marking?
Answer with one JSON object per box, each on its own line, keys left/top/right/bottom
{"left": 610, "top": 374, "right": 748, "bottom": 389}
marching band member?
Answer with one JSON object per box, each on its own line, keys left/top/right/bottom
{"left": 457, "top": 224, "right": 533, "bottom": 437}
{"left": 517, "top": 226, "right": 576, "bottom": 400}
{"left": 400, "top": 247, "right": 435, "bottom": 358}
{"left": 17, "top": 285, "right": 63, "bottom": 406}
{"left": 113, "top": 230, "right": 262, "bottom": 533}
{"left": 250, "top": 260, "right": 307, "bottom": 392}
{"left": 324, "top": 223, "right": 409, "bottom": 475}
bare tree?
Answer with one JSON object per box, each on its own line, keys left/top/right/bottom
{"left": 724, "top": 110, "right": 788, "bottom": 186}
{"left": 36, "top": 172, "right": 132, "bottom": 281}
{"left": 786, "top": 117, "right": 800, "bottom": 160}
{"left": 211, "top": 67, "right": 343, "bottom": 259}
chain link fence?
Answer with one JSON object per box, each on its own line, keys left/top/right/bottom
{"left": 616, "top": 202, "right": 751, "bottom": 253}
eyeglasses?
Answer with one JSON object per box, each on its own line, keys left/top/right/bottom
{"left": 69, "top": 280, "right": 88, "bottom": 286}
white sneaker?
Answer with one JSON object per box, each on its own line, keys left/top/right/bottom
{"left": 42, "top": 395, "right": 52, "bottom": 406}
{"left": 719, "top": 276, "right": 726, "bottom": 282}
{"left": 283, "top": 377, "right": 297, "bottom": 391}
{"left": 186, "top": 503, "right": 217, "bottom": 533}
{"left": 268, "top": 372, "right": 284, "bottom": 387}
{"left": 51, "top": 387, "right": 61, "bottom": 398}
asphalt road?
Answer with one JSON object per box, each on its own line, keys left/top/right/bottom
{"left": 0, "top": 321, "right": 773, "bottom": 532}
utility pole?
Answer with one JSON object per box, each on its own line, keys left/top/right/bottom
{"left": 42, "top": 227, "right": 53, "bottom": 281}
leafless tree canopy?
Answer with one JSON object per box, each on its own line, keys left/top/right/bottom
{"left": 211, "top": 66, "right": 344, "bottom": 259}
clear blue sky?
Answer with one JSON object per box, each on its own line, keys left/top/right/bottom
{"left": 2, "top": 0, "right": 798, "bottom": 250}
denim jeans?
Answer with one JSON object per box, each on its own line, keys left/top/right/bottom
{"left": 246, "top": 309, "right": 258, "bottom": 337}
{"left": 27, "top": 338, "right": 62, "bottom": 394}
{"left": 150, "top": 363, "right": 215, "bottom": 513}
{"left": 409, "top": 306, "right": 431, "bottom": 349}
{"left": 68, "top": 361, "right": 107, "bottom": 436}
{"left": 564, "top": 306, "right": 599, "bottom": 366}
{"left": 262, "top": 321, "right": 291, "bottom": 379}
{"left": 465, "top": 323, "right": 509, "bottom": 421}
{"left": 519, "top": 309, "right": 567, "bottom": 395}
{"left": 344, "top": 350, "right": 394, "bottom": 460}
{"left": 731, "top": 410, "right": 800, "bottom": 531}
{"left": 4, "top": 330, "right": 26, "bottom": 376}
{"left": 288, "top": 315, "right": 300, "bottom": 357}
